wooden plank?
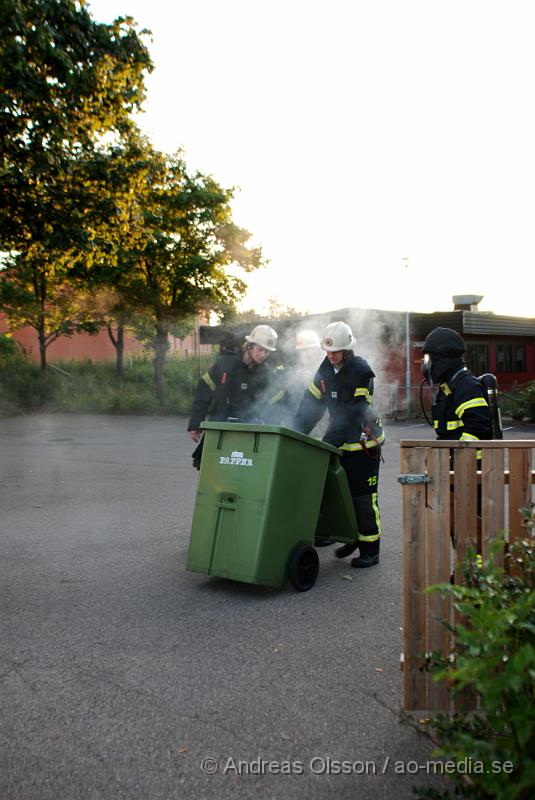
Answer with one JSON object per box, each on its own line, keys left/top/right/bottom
{"left": 401, "top": 445, "right": 428, "bottom": 710}
{"left": 481, "top": 448, "right": 505, "bottom": 566}
{"left": 509, "top": 448, "right": 533, "bottom": 545}
{"left": 449, "top": 470, "right": 535, "bottom": 486}
{"left": 400, "top": 440, "right": 535, "bottom": 449}
{"left": 452, "top": 447, "right": 478, "bottom": 713}
{"left": 426, "top": 447, "right": 451, "bottom": 711}
{"left": 453, "top": 448, "right": 479, "bottom": 580}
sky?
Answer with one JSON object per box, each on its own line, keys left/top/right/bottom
{"left": 88, "top": 0, "right": 535, "bottom": 319}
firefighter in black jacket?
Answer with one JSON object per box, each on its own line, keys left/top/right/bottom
{"left": 421, "top": 327, "right": 493, "bottom": 443}
{"left": 188, "top": 324, "right": 278, "bottom": 469}
{"left": 293, "top": 321, "right": 385, "bottom": 568}
{"left": 422, "top": 327, "right": 494, "bottom": 550}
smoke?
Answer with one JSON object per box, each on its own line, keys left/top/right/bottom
{"left": 218, "top": 311, "right": 408, "bottom": 429}
{"left": 274, "top": 345, "right": 326, "bottom": 430}
{"left": 283, "top": 310, "right": 406, "bottom": 419}
{"left": 343, "top": 308, "right": 406, "bottom": 417}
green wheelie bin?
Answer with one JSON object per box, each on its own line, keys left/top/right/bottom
{"left": 186, "top": 422, "right": 358, "bottom": 591}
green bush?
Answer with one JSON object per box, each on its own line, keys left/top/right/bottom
{"left": 0, "top": 350, "right": 216, "bottom": 415}
{"left": 501, "top": 383, "right": 535, "bottom": 423}
{"left": 0, "top": 333, "right": 19, "bottom": 359}
{"left": 411, "top": 509, "right": 535, "bottom": 800}
{"left": 0, "top": 337, "right": 59, "bottom": 413}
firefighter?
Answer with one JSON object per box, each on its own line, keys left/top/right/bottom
{"left": 295, "top": 328, "right": 323, "bottom": 366}
{"left": 188, "top": 324, "right": 278, "bottom": 469}
{"left": 421, "top": 327, "right": 493, "bottom": 443}
{"left": 291, "top": 329, "right": 324, "bottom": 423}
{"left": 266, "top": 329, "right": 324, "bottom": 427}
{"left": 422, "top": 327, "right": 494, "bottom": 553}
{"left": 293, "top": 321, "right": 385, "bottom": 568}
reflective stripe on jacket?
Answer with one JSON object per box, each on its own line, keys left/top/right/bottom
{"left": 432, "top": 368, "right": 492, "bottom": 442}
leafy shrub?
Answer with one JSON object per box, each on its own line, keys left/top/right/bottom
{"left": 0, "top": 351, "right": 216, "bottom": 414}
{"left": 0, "top": 333, "right": 19, "bottom": 359}
{"left": 0, "top": 337, "right": 59, "bottom": 413}
{"left": 501, "top": 383, "right": 535, "bottom": 423}
{"left": 110, "top": 385, "right": 162, "bottom": 414}
{"left": 411, "top": 508, "right": 535, "bottom": 800}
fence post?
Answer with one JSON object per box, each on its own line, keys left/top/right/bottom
{"left": 401, "top": 446, "right": 428, "bottom": 710}
{"left": 426, "top": 448, "right": 451, "bottom": 711}
{"left": 509, "top": 448, "right": 533, "bottom": 544}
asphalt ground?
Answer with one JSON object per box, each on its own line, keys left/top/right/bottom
{"left": 1, "top": 414, "right": 534, "bottom": 800}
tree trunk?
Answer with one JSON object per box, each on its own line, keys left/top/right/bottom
{"left": 107, "top": 324, "right": 125, "bottom": 381}
{"left": 153, "top": 323, "right": 169, "bottom": 405}
{"left": 38, "top": 325, "right": 47, "bottom": 372}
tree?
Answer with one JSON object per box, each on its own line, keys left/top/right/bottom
{"left": 0, "top": 250, "right": 99, "bottom": 370}
{"left": 220, "top": 307, "right": 265, "bottom": 324}
{"left": 66, "top": 135, "right": 160, "bottom": 381}
{"left": 0, "top": 0, "right": 153, "bottom": 367}
{"left": 112, "top": 149, "right": 265, "bottom": 404}
{"left": 0, "top": 2, "right": 265, "bottom": 395}
{"left": 0, "top": 0, "right": 152, "bottom": 168}
{"left": 219, "top": 296, "right": 306, "bottom": 327}
{"left": 265, "top": 296, "right": 307, "bottom": 320}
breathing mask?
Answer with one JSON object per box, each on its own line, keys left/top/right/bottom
{"left": 421, "top": 353, "right": 433, "bottom": 385}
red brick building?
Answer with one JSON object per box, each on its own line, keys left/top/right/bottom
{"left": 0, "top": 317, "right": 212, "bottom": 362}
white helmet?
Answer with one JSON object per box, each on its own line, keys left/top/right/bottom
{"left": 295, "top": 329, "right": 321, "bottom": 350}
{"left": 244, "top": 324, "right": 278, "bottom": 351}
{"left": 321, "top": 321, "right": 356, "bottom": 352}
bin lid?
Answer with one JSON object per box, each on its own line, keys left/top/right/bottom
{"left": 201, "top": 421, "right": 341, "bottom": 455}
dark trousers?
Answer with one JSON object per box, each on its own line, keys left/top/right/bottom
{"left": 191, "top": 436, "right": 204, "bottom": 470}
{"left": 340, "top": 449, "right": 382, "bottom": 554}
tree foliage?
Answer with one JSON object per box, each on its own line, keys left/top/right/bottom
{"left": 105, "top": 148, "right": 264, "bottom": 402}
{"left": 410, "top": 511, "right": 535, "bottom": 800}
{"left": 0, "top": 2, "right": 265, "bottom": 397}
{"left": 0, "top": 250, "right": 99, "bottom": 369}
{"left": 1, "top": 0, "right": 152, "bottom": 245}
{"left": 0, "top": 0, "right": 153, "bottom": 368}
{"left": 0, "top": 0, "right": 152, "bottom": 159}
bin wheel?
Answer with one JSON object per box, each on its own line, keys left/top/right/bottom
{"left": 288, "top": 545, "right": 319, "bottom": 592}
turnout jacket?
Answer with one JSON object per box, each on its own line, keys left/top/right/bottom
{"left": 188, "top": 352, "right": 276, "bottom": 431}
{"left": 293, "top": 354, "right": 385, "bottom": 451}
{"left": 432, "top": 367, "right": 492, "bottom": 442}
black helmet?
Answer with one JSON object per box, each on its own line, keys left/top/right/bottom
{"left": 422, "top": 327, "right": 465, "bottom": 356}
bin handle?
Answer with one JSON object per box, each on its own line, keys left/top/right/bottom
{"left": 253, "top": 433, "right": 260, "bottom": 452}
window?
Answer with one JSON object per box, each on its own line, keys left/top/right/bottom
{"left": 465, "top": 343, "right": 489, "bottom": 376}
{"left": 515, "top": 344, "right": 526, "bottom": 372}
{"left": 496, "top": 343, "right": 526, "bottom": 373}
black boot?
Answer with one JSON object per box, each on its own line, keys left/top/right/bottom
{"left": 335, "top": 543, "right": 358, "bottom": 559}
{"left": 351, "top": 541, "right": 379, "bottom": 568}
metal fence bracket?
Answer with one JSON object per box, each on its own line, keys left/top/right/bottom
{"left": 398, "top": 474, "right": 430, "bottom": 484}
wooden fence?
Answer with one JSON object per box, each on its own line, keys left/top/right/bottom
{"left": 400, "top": 439, "right": 535, "bottom": 711}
